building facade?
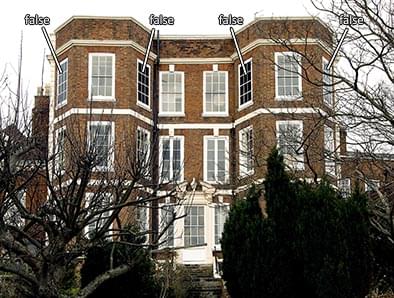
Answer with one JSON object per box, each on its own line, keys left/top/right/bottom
{"left": 45, "top": 16, "right": 392, "bottom": 273}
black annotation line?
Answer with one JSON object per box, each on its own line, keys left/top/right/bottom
{"left": 142, "top": 28, "right": 156, "bottom": 72}
{"left": 326, "top": 27, "right": 349, "bottom": 70}
{"left": 41, "top": 26, "right": 62, "bottom": 74}
{"left": 230, "top": 26, "right": 247, "bottom": 75}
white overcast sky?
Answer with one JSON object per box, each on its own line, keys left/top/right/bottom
{"left": 1, "top": 0, "right": 319, "bottom": 108}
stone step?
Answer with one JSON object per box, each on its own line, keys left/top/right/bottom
{"left": 179, "top": 264, "right": 224, "bottom": 298}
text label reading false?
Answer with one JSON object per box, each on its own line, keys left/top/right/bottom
{"left": 218, "top": 14, "right": 244, "bottom": 26}
{"left": 24, "top": 14, "right": 50, "bottom": 25}
{"left": 149, "top": 14, "right": 175, "bottom": 25}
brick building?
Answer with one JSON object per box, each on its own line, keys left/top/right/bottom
{"left": 44, "top": 15, "right": 393, "bottom": 274}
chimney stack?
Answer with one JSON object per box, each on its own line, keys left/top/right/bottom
{"left": 32, "top": 87, "right": 49, "bottom": 157}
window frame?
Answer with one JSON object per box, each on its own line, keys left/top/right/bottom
{"left": 324, "top": 125, "right": 336, "bottom": 176}
{"left": 203, "top": 136, "right": 230, "bottom": 183}
{"left": 88, "top": 53, "right": 116, "bottom": 101}
{"left": 84, "top": 192, "right": 113, "bottom": 239}
{"left": 4, "top": 190, "right": 26, "bottom": 228}
{"left": 365, "top": 179, "right": 380, "bottom": 192}
{"left": 55, "top": 126, "right": 66, "bottom": 173}
{"left": 57, "top": 58, "right": 68, "bottom": 108}
{"left": 239, "top": 125, "right": 254, "bottom": 177}
{"left": 184, "top": 205, "right": 205, "bottom": 247}
{"left": 159, "top": 203, "right": 175, "bottom": 248}
{"left": 136, "top": 59, "right": 151, "bottom": 110}
{"left": 136, "top": 126, "right": 151, "bottom": 169}
{"left": 202, "top": 70, "right": 229, "bottom": 116}
{"left": 87, "top": 121, "right": 115, "bottom": 171}
{"left": 322, "top": 57, "right": 333, "bottom": 107}
{"left": 159, "top": 136, "right": 184, "bottom": 183}
{"left": 213, "top": 203, "right": 230, "bottom": 249}
{"left": 275, "top": 52, "right": 302, "bottom": 100}
{"left": 159, "top": 71, "right": 185, "bottom": 116}
{"left": 276, "top": 120, "right": 304, "bottom": 170}
{"left": 238, "top": 58, "right": 253, "bottom": 110}
{"left": 338, "top": 178, "right": 351, "bottom": 198}
{"left": 135, "top": 198, "right": 150, "bottom": 244}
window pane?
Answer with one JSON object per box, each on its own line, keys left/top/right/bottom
{"left": 57, "top": 60, "right": 68, "bottom": 105}
{"left": 239, "top": 60, "right": 252, "bottom": 105}
{"left": 90, "top": 55, "right": 114, "bottom": 98}
{"left": 276, "top": 53, "right": 301, "bottom": 98}
{"left": 160, "top": 72, "right": 183, "bottom": 113}
{"left": 205, "top": 72, "right": 227, "bottom": 113}
{"left": 89, "top": 123, "right": 112, "bottom": 169}
{"left": 184, "top": 206, "right": 205, "bottom": 246}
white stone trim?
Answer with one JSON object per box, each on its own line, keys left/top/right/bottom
{"left": 160, "top": 57, "right": 233, "bottom": 64}
{"left": 54, "top": 108, "right": 153, "bottom": 126}
{"left": 234, "top": 107, "right": 327, "bottom": 126}
{"left": 230, "top": 38, "right": 333, "bottom": 60}
{"left": 159, "top": 123, "right": 233, "bottom": 130}
{"left": 54, "top": 107, "right": 327, "bottom": 129}
{"left": 56, "top": 39, "right": 157, "bottom": 61}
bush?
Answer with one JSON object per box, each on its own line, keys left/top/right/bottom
{"left": 80, "top": 231, "right": 158, "bottom": 298}
{"left": 221, "top": 185, "right": 268, "bottom": 298}
{"left": 222, "top": 149, "right": 372, "bottom": 298}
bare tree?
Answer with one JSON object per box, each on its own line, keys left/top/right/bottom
{"left": 254, "top": 0, "right": 394, "bottom": 265}
{"left": 0, "top": 68, "right": 190, "bottom": 297}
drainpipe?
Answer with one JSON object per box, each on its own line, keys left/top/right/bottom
{"left": 151, "top": 30, "right": 160, "bottom": 247}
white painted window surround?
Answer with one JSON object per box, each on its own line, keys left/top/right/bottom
{"left": 184, "top": 205, "right": 205, "bottom": 246}
{"left": 238, "top": 58, "right": 253, "bottom": 109}
{"left": 85, "top": 192, "right": 112, "bottom": 239}
{"left": 57, "top": 58, "right": 68, "bottom": 108}
{"left": 275, "top": 52, "right": 302, "bottom": 100}
{"left": 276, "top": 120, "right": 304, "bottom": 170}
{"left": 203, "top": 71, "right": 228, "bottom": 116}
{"left": 159, "top": 136, "right": 184, "bottom": 182}
{"left": 159, "top": 71, "right": 185, "bottom": 116}
{"left": 239, "top": 126, "right": 254, "bottom": 177}
{"left": 324, "top": 125, "right": 336, "bottom": 176}
{"left": 322, "top": 57, "right": 333, "bottom": 107}
{"left": 55, "top": 126, "right": 66, "bottom": 172}
{"left": 204, "top": 136, "right": 229, "bottom": 183}
{"left": 88, "top": 53, "right": 115, "bottom": 101}
{"left": 214, "top": 204, "right": 230, "bottom": 246}
{"left": 87, "top": 121, "right": 115, "bottom": 171}
{"left": 137, "top": 59, "right": 150, "bottom": 109}
{"left": 338, "top": 178, "right": 351, "bottom": 197}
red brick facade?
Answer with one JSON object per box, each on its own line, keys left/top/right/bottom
{"left": 44, "top": 16, "right": 392, "bottom": 267}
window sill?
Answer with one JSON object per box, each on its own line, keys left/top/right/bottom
{"left": 275, "top": 96, "right": 303, "bottom": 101}
{"left": 203, "top": 179, "right": 229, "bottom": 185}
{"left": 158, "top": 113, "right": 185, "bottom": 117}
{"left": 323, "top": 101, "right": 334, "bottom": 109}
{"left": 56, "top": 101, "right": 67, "bottom": 110}
{"left": 239, "top": 169, "right": 255, "bottom": 178}
{"left": 201, "top": 113, "right": 229, "bottom": 117}
{"left": 92, "top": 167, "right": 114, "bottom": 172}
{"left": 87, "top": 97, "right": 116, "bottom": 102}
{"left": 238, "top": 101, "right": 253, "bottom": 111}
{"left": 137, "top": 101, "right": 151, "bottom": 111}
